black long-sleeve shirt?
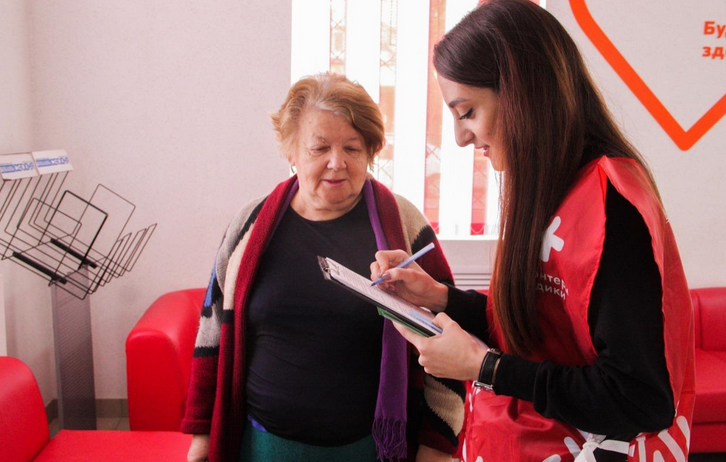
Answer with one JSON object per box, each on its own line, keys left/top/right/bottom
{"left": 445, "top": 182, "right": 674, "bottom": 460}
{"left": 245, "top": 198, "right": 383, "bottom": 446}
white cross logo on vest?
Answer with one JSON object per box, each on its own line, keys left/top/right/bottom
{"left": 541, "top": 216, "right": 565, "bottom": 262}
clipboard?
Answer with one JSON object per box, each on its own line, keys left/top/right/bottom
{"left": 318, "top": 255, "right": 442, "bottom": 337}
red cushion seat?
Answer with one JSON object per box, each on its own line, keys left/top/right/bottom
{"left": 693, "top": 349, "right": 726, "bottom": 424}
{"left": 0, "top": 356, "right": 191, "bottom": 462}
{"left": 34, "top": 431, "right": 191, "bottom": 462}
{"left": 690, "top": 287, "right": 726, "bottom": 453}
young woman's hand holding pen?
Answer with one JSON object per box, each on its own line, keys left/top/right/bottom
{"left": 369, "top": 249, "right": 449, "bottom": 311}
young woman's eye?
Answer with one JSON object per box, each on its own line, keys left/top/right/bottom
{"left": 458, "top": 108, "right": 474, "bottom": 120}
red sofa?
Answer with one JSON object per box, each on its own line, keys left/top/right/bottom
{"left": 125, "top": 287, "right": 726, "bottom": 454}
{"left": 125, "top": 288, "right": 205, "bottom": 431}
{"left": 690, "top": 287, "right": 726, "bottom": 453}
{"left": 0, "top": 356, "right": 191, "bottom": 462}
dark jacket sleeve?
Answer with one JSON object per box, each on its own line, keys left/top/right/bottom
{"left": 444, "top": 285, "right": 491, "bottom": 344}
{"left": 494, "top": 183, "right": 674, "bottom": 438}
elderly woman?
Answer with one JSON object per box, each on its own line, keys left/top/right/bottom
{"left": 181, "top": 73, "right": 464, "bottom": 462}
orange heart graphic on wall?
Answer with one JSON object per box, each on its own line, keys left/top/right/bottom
{"left": 570, "top": 0, "right": 726, "bottom": 150}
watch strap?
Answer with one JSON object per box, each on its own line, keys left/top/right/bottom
{"left": 473, "top": 348, "right": 502, "bottom": 391}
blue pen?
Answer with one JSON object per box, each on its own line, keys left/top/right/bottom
{"left": 371, "top": 242, "right": 436, "bottom": 286}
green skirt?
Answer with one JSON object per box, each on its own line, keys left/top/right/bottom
{"left": 239, "top": 421, "right": 378, "bottom": 462}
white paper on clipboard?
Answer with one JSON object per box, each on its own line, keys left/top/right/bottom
{"left": 318, "top": 255, "right": 442, "bottom": 337}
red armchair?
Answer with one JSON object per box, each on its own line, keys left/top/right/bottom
{"left": 0, "top": 356, "right": 190, "bottom": 462}
{"left": 126, "top": 288, "right": 205, "bottom": 431}
{"left": 691, "top": 287, "right": 726, "bottom": 453}
{"left": 125, "top": 287, "right": 726, "bottom": 455}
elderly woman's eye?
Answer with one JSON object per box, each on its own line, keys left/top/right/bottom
{"left": 345, "top": 147, "right": 362, "bottom": 156}
{"left": 309, "top": 146, "right": 329, "bottom": 155}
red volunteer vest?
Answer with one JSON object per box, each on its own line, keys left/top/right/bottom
{"left": 460, "top": 157, "right": 695, "bottom": 462}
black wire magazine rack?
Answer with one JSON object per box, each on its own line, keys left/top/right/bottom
{"left": 0, "top": 150, "right": 156, "bottom": 300}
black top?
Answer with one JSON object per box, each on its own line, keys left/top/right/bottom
{"left": 445, "top": 182, "right": 674, "bottom": 460}
{"left": 245, "top": 198, "right": 383, "bottom": 446}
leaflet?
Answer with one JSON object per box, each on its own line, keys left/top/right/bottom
{"left": 318, "top": 256, "right": 442, "bottom": 337}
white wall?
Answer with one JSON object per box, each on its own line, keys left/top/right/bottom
{"left": 27, "top": 0, "right": 291, "bottom": 399}
{"left": 0, "top": 0, "right": 58, "bottom": 404}
{"left": 548, "top": 1, "right": 726, "bottom": 289}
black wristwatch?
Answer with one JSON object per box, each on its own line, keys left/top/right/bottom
{"left": 473, "top": 348, "right": 503, "bottom": 391}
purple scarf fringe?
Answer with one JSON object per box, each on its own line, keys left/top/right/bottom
{"left": 372, "top": 418, "right": 408, "bottom": 461}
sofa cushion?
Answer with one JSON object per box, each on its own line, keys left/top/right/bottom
{"left": 692, "top": 288, "right": 726, "bottom": 351}
{"left": 690, "top": 421, "right": 726, "bottom": 453}
{"left": 0, "top": 357, "right": 49, "bottom": 462}
{"left": 693, "top": 348, "right": 726, "bottom": 423}
{"left": 692, "top": 291, "right": 702, "bottom": 348}
{"left": 33, "top": 430, "right": 191, "bottom": 462}
{"left": 126, "top": 288, "right": 205, "bottom": 431}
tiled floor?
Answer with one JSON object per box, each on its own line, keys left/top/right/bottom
{"left": 49, "top": 417, "right": 129, "bottom": 438}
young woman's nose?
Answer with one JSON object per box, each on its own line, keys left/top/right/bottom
{"left": 454, "top": 124, "right": 475, "bottom": 148}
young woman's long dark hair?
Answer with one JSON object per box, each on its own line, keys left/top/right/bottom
{"left": 434, "top": 0, "right": 659, "bottom": 356}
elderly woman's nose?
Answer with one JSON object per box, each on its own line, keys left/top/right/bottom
{"left": 327, "top": 147, "right": 347, "bottom": 169}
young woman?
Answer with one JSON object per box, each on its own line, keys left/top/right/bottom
{"left": 370, "top": 1, "right": 694, "bottom": 461}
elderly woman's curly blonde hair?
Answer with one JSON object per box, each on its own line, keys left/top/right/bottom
{"left": 270, "top": 73, "right": 385, "bottom": 166}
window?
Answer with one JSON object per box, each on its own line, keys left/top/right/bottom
{"left": 291, "top": 0, "right": 502, "bottom": 239}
